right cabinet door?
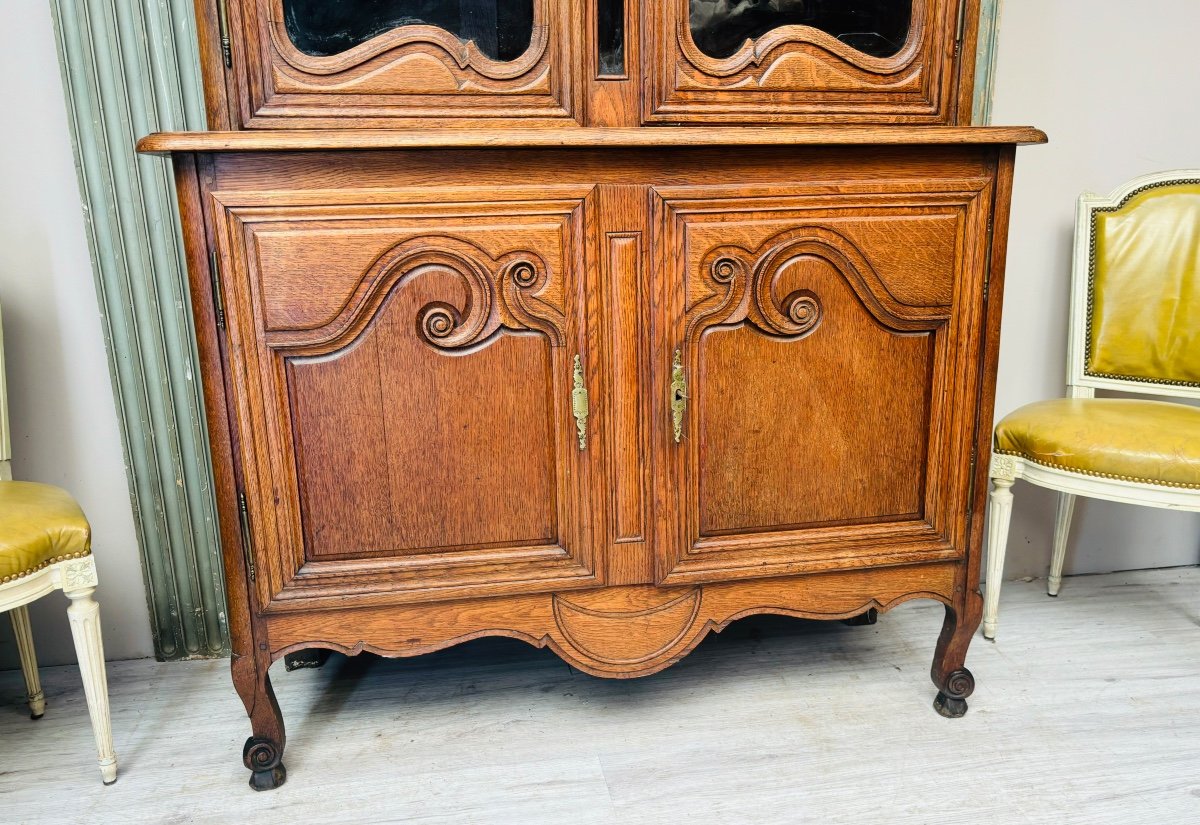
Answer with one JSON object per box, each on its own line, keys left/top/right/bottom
{"left": 652, "top": 159, "right": 995, "bottom": 584}
{"left": 645, "top": 0, "right": 972, "bottom": 124}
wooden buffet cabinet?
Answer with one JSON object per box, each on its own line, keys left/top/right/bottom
{"left": 140, "top": 0, "right": 1043, "bottom": 789}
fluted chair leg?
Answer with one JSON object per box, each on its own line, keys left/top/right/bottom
{"left": 1048, "top": 493, "right": 1077, "bottom": 597}
{"left": 9, "top": 606, "right": 45, "bottom": 719}
{"left": 982, "top": 476, "right": 1015, "bottom": 640}
{"left": 65, "top": 576, "right": 117, "bottom": 785}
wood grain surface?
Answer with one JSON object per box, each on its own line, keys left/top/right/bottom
{"left": 139, "top": 125, "right": 1046, "bottom": 153}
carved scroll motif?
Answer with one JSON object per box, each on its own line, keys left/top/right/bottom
{"left": 686, "top": 235, "right": 836, "bottom": 343}
{"left": 686, "top": 221, "right": 956, "bottom": 344}
{"left": 365, "top": 235, "right": 565, "bottom": 351}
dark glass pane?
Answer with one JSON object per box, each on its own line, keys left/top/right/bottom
{"left": 598, "top": 0, "right": 626, "bottom": 75}
{"left": 689, "top": 0, "right": 912, "bottom": 60}
{"left": 284, "top": 0, "right": 535, "bottom": 62}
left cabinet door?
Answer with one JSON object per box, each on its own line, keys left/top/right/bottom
{"left": 206, "top": 163, "right": 599, "bottom": 610}
{"left": 218, "top": 0, "right": 582, "bottom": 127}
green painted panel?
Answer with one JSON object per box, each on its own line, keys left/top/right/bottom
{"left": 973, "top": 0, "right": 1003, "bottom": 125}
{"left": 48, "top": 0, "right": 228, "bottom": 660}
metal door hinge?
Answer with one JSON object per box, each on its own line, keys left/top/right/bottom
{"left": 571, "top": 354, "right": 589, "bottom": 451}
{"left": 217, "top": 0, "right": 232, "bottom": 68}
{"left": 238, "top": 491, "right": 256, "bottom": 583}
{"left": 983, "top": 214, "right": 995, "bottom": 303}
{"left": 966, "top": 452, "right": 979, "bottom": 515}
{"left": 955, "top": 0, "right": 969, "bottom": 52}
{"left": 209, "top": 249, "right": 226, "bottom": 330}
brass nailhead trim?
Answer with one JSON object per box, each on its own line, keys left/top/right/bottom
{"left": 1084, "top": 178, "right": 1200, "bottom": 390}
{"left": 994, "top": 449, "right": 1200, "bottom": 490}
{"left": 0, "top": 550, "right": 92, "bottom": 585}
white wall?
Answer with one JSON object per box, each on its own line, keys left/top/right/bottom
{"left": 988, "top": 0, "right": 1200, "bottom": 579}
{"left": 0, "top": 0, "right": 153, "bottom": 668}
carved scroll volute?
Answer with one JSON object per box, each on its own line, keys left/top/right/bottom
{"left": 297, "top": 236, "right": 566, "bottom": 355}
{"left": 413, "top": 249, "right": 499, "bottom": 349}
{"left": 686, "top": 246, "right": 824, "bottom": 343}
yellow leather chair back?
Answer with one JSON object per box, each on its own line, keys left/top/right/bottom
{"left": 1086, "top": 180, "right": 1200, "bottom": 386}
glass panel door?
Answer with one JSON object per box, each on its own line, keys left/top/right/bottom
{"left": 283, "top": 0, "right": 536, "bottom": 61}
{"left": 689, "top": 0, "right": 913, "bottom": 60}
{"left": 229, "top": 0, "right": 578, "bottom": 128}
{"left": 647, "top": 0, "right": 968, "bottom": 125}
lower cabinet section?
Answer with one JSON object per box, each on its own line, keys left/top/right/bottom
{"left": 176, "top": 141, "right": 1015, "bottom": 789}
{"left": 263, "top": 563, "right": 960, "bottom": 678}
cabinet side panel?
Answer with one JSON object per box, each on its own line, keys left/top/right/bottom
{"left": 174, "top": 155, "right": 259, "bottom": 666}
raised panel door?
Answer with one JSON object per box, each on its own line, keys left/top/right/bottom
{"left": 652, "top": 173, "right": 995, "bottom": 583}
{"left": 207, "top": 185, "right": 601, "bottom": 609}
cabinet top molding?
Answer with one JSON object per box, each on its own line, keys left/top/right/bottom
{"left": 137, "top": 126, "right": 1046, "bottom": 155}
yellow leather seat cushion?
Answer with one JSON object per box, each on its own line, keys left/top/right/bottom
{"left": 995, "top": 398, "right": 1200, "bottom": 489}
{"left": 0, "top": 481, "right": 91, "bottom": 584}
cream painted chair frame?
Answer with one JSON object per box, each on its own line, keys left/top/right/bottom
{"left": 983, "top": 170, "right": 1200, "bottom": 640}
{"left": 0, "top": 306, "right": 117, "bottom": 784}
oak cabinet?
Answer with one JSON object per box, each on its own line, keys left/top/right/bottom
{"left": 144, "top": 0, "right": 1043, "bottom": 792}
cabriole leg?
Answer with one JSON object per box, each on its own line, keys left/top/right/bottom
{"left": 233, "top": 654, "right": 287, "bottom": 791}
{"left": 9, "top": 605, "right": 46, "bottom": 719}
{"left": 1048, "top": 492, "right": 1077, "bottom": 597}
{"left": 931, "top": 593, "right": 982, "bottom": 718}
{"left": 982, "top": 476, "right": 1015, "bottom": 640}
{"left": 63, "top": 560, "right": 117, "bottom": 785}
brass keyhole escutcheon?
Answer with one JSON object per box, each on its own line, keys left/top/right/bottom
{"left": 671, "top": 350, "right": 687, "bottom": 444}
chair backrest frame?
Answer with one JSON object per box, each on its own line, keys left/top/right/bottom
{"left": 0, "top": 303, "right": 10, "bottom": 479}
{"left": 1066, "top": 169, "right": 1200, "bottom": 401}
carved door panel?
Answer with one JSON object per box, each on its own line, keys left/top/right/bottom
{"left": 209, "top": 185, "right": 600, "bottom": 610}
{"left": 652, "top": 175, "right": 994, "bottom": 584}
{"left": 223, "top": 0, "right": 582, "bottom": 128}
{"left": 645, "top": 0, "right": 973, "bottom": 124}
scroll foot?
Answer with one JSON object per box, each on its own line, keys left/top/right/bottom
{"left": 244, "top": 736, "right": 287, "bottom": 791}
{"left": 933, "top": 668, "right": 975, "bottom": 719}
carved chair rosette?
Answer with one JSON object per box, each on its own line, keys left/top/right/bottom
{"left": 647, "top": 0, "right": 971, "bottom": 124}
{"left": 223, "top": 0, "right": 580, "bottom": 127}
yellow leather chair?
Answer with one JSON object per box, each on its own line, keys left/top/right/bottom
{"left": 983, "top": 170, "right": 1200, "bottom": 639}
{"left": 0, "top": 304, "right": 117, "bottom": 784}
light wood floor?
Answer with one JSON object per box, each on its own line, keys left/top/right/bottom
{"left": 3, "top": 568, "right": 1200, "bottom": 824}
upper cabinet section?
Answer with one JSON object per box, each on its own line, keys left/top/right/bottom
{"left": 647, "top": 0, "right": 975, "bottom": 124}
{"left": 200, "top": 0, "right": 977, "bottom": 128}
{"left": 213, "top": 0, "right": 582, "bottom": 128}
